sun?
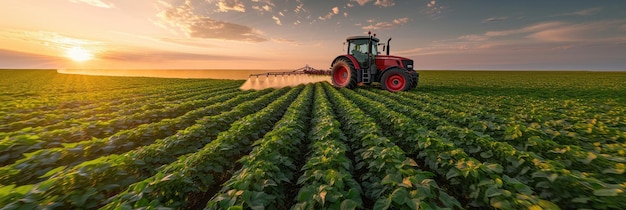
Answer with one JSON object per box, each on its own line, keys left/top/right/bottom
{"left": 65, "top": 46, "right": 93, "bottom": 62}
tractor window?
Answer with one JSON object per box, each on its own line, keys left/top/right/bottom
{"left": 349, "top": 40, "right": 368, "bottom": 55}
{"left": 349, "top": 40, "right": 369, "bottom": 65}
{"left": 371, "top": 41, "right": 379, "bottom": 56}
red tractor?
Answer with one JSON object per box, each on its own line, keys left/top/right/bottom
{"left": 331, "top": 32, "right": 418, "bottom": 92}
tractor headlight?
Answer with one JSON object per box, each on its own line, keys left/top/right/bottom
{"left": 407, "top": 64, "right": 413, "bottom": 69}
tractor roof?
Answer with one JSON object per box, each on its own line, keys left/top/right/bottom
{"left": 346, "top": 36, "right": 380, "bottom": 42}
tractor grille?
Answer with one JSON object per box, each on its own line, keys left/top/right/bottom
{"left": 402, "top": 60, "right": 414, "bottom": 70}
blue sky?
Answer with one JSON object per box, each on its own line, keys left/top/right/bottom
{"left": 1, "top": 0, "right": 625, "bottom": 70}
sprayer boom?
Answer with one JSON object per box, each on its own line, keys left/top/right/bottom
{"left": 240, "top": 65, "right": 331, "bottom": 90}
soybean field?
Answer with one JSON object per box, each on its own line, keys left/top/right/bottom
{"left": 1, "top": 70, "right": 625, "bottom": 210}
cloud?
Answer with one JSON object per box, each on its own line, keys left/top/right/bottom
{"left": 272, "top": 16, "right": 282, "bottom": 25}
{"left": 528, "top": 20, "right": 626, "bottom": 43}
{"left": 482, "top": 17, "right": 508, "bottom": 23}
{"left": 427, "top": 0, "right": 436, "bottom": 8}
{"left": 251, "top": 0, "right": 274, "bottom": 13}
{"left": 353, "top": 0, "right": 371, "bottom": 6}
{"left": 157, "top": 1, "right": 267, "bottom": 42}
{"left": 100, "top": 50, "right": 255, "bottom": 62}
{"left": 481, "top": 20, "right": 626, "bottom": 44}
{"left": 403, "top": 19, "right": 626, "bottom": 59}
{"left": 189, "top": 18, "right": 267, "bottom": 42}
{"left": 217, "top": 0, "right": 245, "bottom": 12}
{"left": 553, "top": 7, "right": 602, "bottom": 17}
{"left": 0, "top": 48, "right": 66, "bottom": 68}
{"left": 271, "top": 38, "right": 299, "bottom": 46}
{"left": 351, "top": 0, "right": 394, "bottom": 7}
{"left": 423, "top": 0, "right": 447, "bottom": 18}
{"left": 485, "top": 21, "right": 564, "bottom": 37}
{"left": 319, "top": 7, "right": 339, "bottom": 20}
{"left": 69, "top": 0, "right": 114, "bottom": 8}
{"left": 159, "top": 37, "right": 216, "bottom": 48}
{"left": 362, "top": 17, "right": 410, "bottom": 30}
{"left": 457, "top": 35, "right": 488, "bottom": 42}
{"left": 2, "top": 30, "right": 104, "bottom": 54}
{"left": 294, "top": 1, "right": 306, "bottom": 14}
{"left": 374, "top": 0, "right": 395, "bottom": 7}
{"left": 393, "top": 17, "right": 409, "bottom": 24}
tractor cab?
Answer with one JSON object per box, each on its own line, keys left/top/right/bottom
{"left": 346, "top": 36, "right": 379, "bottom": 69}
{"left": 331, "top": 32, "right": 419, "bottom": 92}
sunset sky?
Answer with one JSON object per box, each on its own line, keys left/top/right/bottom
{"left": 1, "top": 0, "right": 625, "bottom": 70}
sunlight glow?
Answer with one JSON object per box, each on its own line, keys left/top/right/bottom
{"left": 66, "top": 46, "right": 93, "bottom": 62}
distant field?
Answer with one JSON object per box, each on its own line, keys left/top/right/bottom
{"left": 1, "top": 70, "right": 625, "bottom": 209}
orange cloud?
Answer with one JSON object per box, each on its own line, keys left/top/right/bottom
{"left": 156, "top": 1, "right": 267, "bottom": 42}
{"left": 217, "top": 0, "right": 245, "bottom": 12}
{"left": 485, "top": 22, "right": 564, "bottom": 37}
{"left": 374, "top": 0, "right": 395, "bottom": 7}
{"left": 69, "top": 0, "right": 114, "bottom": 8}
{"left": 362, "top": 17, "right": 409, "bottom": 30}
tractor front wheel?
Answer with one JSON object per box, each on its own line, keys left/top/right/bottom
{"left": 381, "top": 68, "right": 409, "bottom": 92}
{"left": 331, "top": 58, "right": 357, "bottom": 89}
{"left": 408, "top": 70, "right": 418, "bottom": 89}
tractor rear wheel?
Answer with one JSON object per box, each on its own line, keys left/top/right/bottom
{"left": 381, "top": 68, "right": 409, "bottom": 92}
{"left": 331, "top": 58, "right": 357, "bottom": 89}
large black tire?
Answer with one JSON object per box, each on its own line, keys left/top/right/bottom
{"left": 331, "top": 58, "right": 357, "bottom": 89}
{"left": 381, "top": 68, "right": 410, "bottom": 92}
{"left": 408, "top": 70, "right": 418, "bottom": 89}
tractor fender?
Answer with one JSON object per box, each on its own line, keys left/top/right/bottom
{"left": 331, "top": 55, "right": 362, "bottom": 70}
{"left": 380, "top": 65, "right": 404, "bottom": 75}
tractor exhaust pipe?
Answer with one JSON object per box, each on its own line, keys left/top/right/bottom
{"left": 386, "top": 38, "right": 391, "bottom": 55}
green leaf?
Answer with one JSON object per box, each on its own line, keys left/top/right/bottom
{"left": 403, "top": 158, "right": 418, "bottom": 167}
{"left": 480, "top": 151, "right": 493, "bottom": 158}
{"left": 490, "top": 197, "right": 512, "bottom": 209}
{"left": 407, "top": 198, "right": 420, "bottom": 210}
{"left": 227, "top": 206, "right": 243, "bottom": 210}
{"left": 373, "top": 198, "right": 391, "bottom": 210}
{"left": 0, "top": 185, "right": 15, "bottom": 197}
{"left": 38, "top": 166, "right": 66, "bottom": 179}
{"left": 593, "top": 188, "right": 623, "bottom": 197}
{"left": 439, "top": 191, "right": 461, "bottom": 208}
{"left": 391, "top": 188, "right": 409, "bottom": 205}
{"left": 572, "top": 197, "right": 590, "bottom": 203}
{"left": 485, "top": 186, "right": 502, "bottom": 198}
{"left": 446, "top": 168, "right": 459, "bottom": 179}
{"left": 579, "top": 152, "right": 597, "bottom": 165}
{"left": 341, "top": 199, "right": 359, "bottom": 210}
{"left": 484, "top": 163, "right": 503, "bottom": 173}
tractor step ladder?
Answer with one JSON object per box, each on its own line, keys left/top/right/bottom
{"left": 362, "top": 68, "right": 371, "bottom": 83}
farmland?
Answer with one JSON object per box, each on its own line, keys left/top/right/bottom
{"left": 0, "top": 69, "right": 625, "bottom": 209}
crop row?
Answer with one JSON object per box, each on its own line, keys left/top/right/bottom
{"left": 101, "top": 85, "right": 304, "bottom": 209}
{"left": 338, "top": 87, "right": 551, "bottom": 209}
{"left": 0, "top": 89, "right": 272, "bottom": 186}
{"left": 290, "top": 83, "right": 363, "bottom": 209}
{"left": 357, "top": 88, "right": 625, "bottom": 209}
{"left": 0, "top": 87, "right": 240, "bottom": 167}
{"left": 0, "top": 83, "right": 240, "bottom": 134}
{"left": 323, "top": 83, "right": 462, "bottom": 209}
{"left": 205, "top": 84, "right": 313, "bottom": 209}
{"left": 0, "top": 87, "right": 294, "bottom": 209}
{"left": 378, "top": 89, "right": 625, "bottom": 183}
{"left": 0, "top": 75, "right": 226, "bottom": 117}
{"left": 400, "top": 91, "right": 625, "bottom": 151}
{"left": 0, "top": 80, "right": 235, "bottom": 131}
